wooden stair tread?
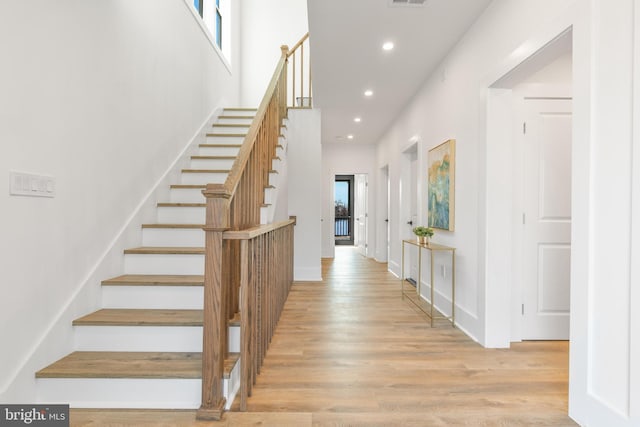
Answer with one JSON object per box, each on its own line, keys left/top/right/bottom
{"left": 156, "top": 203, "right": 206, "bottom": 208}
{"left": 181, "top": 169, "right": 231, "bottom": 173}
{"left": 199, "top": 144, "right": 242, "bottom": 148}
{"left": 36, "top": 352, "right": 239, "bottom": 379}
{"left": 124, "top": 247, "right": 204, "bottom": 255}
{"left": 223, "top": 107, "right": 257, "bottom": 111}
{"left": 170, "top": 184, "right": 206, "bottom": 189}
{"left": 191, "top": 155, "right": 237, "bottom": 160}
{"left": 101, "top": 275, "right": 204, "bottom": 287}
{"left": 141, "top": 224, "right": 204, "bottom": 229}
{"left": 205, "top": 133, "right": 247, "bottom": 138}
{"left": 229, "top": 312, "right": 241, "bottom": 327}
{"left": 219, "top": 115, "right": 255, "bottom": 119}
{"left": 211, "top": 124, "right": 250, "bottom": 128}
{"left": 73, "top": 309, "right": 203, "bottom": 326}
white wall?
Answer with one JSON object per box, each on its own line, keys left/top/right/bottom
{"left": 0, "top": 0, "right": 240, "bottom": 402}
{"left": 321, "top": 143, "right": 377, "bottom": 259}
{"left": 287, "top": 109, "right": 322, "bottom": 281}
{"left": 375, "top": 0, "right": 639, "bottom": 424}
{"left": 239, "top": 0, "right": 309, "bottom": 106}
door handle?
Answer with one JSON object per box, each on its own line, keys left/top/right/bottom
{"left": 407, "top": 220, "right": 413, "bottom": 226}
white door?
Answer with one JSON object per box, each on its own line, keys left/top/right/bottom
{"left": 408, "top": 152, "right": 418, "bottom": 283}
{"left": 400, "top": 147, "right": 418, "bottom": 284}
{"left": 522, "top": 98, "right": 572, "bottom": 339}
{"left": 354, "top": 174, "right": 368, "bottom": 256}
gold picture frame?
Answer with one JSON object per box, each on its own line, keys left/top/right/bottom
{"left": 428, "top": 139, "right": 455, "bottom": 231}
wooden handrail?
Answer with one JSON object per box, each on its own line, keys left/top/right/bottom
{"left": 287, "top": 32, "right": 309, "bottom": 58}
{"left": 218, "top": 45, "right": 289, "bottom": 199}
{"left": 224, "top": 218, "right": 296, "bottom": 240}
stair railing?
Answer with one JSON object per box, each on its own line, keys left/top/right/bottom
{"left": 287, "top": 33, "right": 312, "bottom": 108}
{"left": 197, "top": 33, "right": 309, "bottom": 420}
{"left": 225, "top": 218, "right": 295, "bottom": 410}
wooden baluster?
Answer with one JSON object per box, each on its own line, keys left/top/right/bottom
{"left": 239, "top": 238, "right": 249, "bottom": 411}
{"left": 300, "top": 43, "right": 304, "bottom": 107}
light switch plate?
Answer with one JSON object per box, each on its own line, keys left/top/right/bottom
{"left": 10, "top": 171, "right": 56, "bottom": 198}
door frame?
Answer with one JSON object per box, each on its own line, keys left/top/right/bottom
{"left": 484, "top": 28, "right": 573, "bottom": 347}
{"left": 400, "top": 142, "right": 419, "bottom": 283}
{"left": 354, "top": 173, "right": 369, "bottom": 256}
{"left": 334, "top": 175, "right": 355, "bottom": 246}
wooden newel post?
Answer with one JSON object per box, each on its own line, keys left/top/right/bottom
{"left": 197, "top": 184, "right": 232, "bottom": 421}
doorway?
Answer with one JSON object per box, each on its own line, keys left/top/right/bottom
{"left": 400, "top": 144, "right": 419, "bottom": 285}
{"left": 486, "top": 28, "right": 573, "bottom": 344}
{"left": 334, "top": 175, "right": 354, "bottom": 246}
{"left": 354, "top": 174, "right": 368, "bottom": 256}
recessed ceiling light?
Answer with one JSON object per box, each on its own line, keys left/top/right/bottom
{"left": 354, "top": 117, "right": 361, "bottom": 123}
{"left": 364, "top": 90, "right": 373, "bottom": 97}
{"left": 382, "top": 42, "right": 394, "bottom": 51}
{"left": 347, "top": 135, "right": 354, "bottom": 140}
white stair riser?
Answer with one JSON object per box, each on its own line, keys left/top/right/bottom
{"left": 190, "top": 158, "right": 236, "bottom": 170}
{"left": 181, "top": 172, "right": 227, "bottom": 185}
{"left": 264, "top": 187, "right": 275, "bottom": 205}
{"left": 225, "top": 359, "right": 240, "bottom": 410}
{"left": 37, "top": 362, "right": 240, "bottom": 410}
{"left": 217, "top": 117, "right": 254, "bottom": 125}
{"left": 142, "top": 228, "right": 204, "bottom": 247}
{"left": 205, "top": 135, "right": 245, "bottom": 145}
{"left": 260, "top": 205, "right": 271, "bottom": 225}
{"left": 170, "top": 188, "right": 205, "bottom": 203}
{"left": 157, "top": 206, "right": 205, "bottom": 223}
{"left": 75, "top": 326, "right": 203, "bottom": 352}
{"left": 198, "top": 146, "right": 241, "bottom": 157}
{"left": 102, "top": 286, "right": 203, "bottom": 309}
{"left": 210, "top": 126, "right": 250, "bottom": 135}
{"left": 124, "top": 254, "right": 204, "bottom": 275}
{"left": 74, "top": 325, "right": 240, "bottom": 353}
{"left": 268, "top": 172, "right": 279, "bottom": 187}
{"left": 272, "top": 158, "right": 282, "bottom": 170}
{"left": 37, "top": 378, "right": 202, "bottom": 409}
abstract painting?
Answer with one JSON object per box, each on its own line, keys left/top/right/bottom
{"left": 428, "top": 139, "right": 455, "bottom": 231}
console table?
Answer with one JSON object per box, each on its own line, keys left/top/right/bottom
{"left": 401, "top": 239, "right": 456, "bottom": 327}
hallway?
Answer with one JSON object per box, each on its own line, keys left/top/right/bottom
{"left": 71, "top": 247, "right": 575, "bottom": 426}
{"left": 238, "top": 246, "right": 575, "bottom": 425}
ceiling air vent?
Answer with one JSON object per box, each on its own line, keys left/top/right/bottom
{"left": 389, "top": 0, "right": 427, "bottom": 7}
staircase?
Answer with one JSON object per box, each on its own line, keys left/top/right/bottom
{"left": 35, "top": 108, "right": 288, "bottom": 409}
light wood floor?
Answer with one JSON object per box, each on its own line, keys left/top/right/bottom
{"left": 71, "top": 247, "right": 576, "bottom": 426}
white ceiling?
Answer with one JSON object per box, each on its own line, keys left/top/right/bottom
{"left": 307, "top": 0, "right": 493, "bottom": 145}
